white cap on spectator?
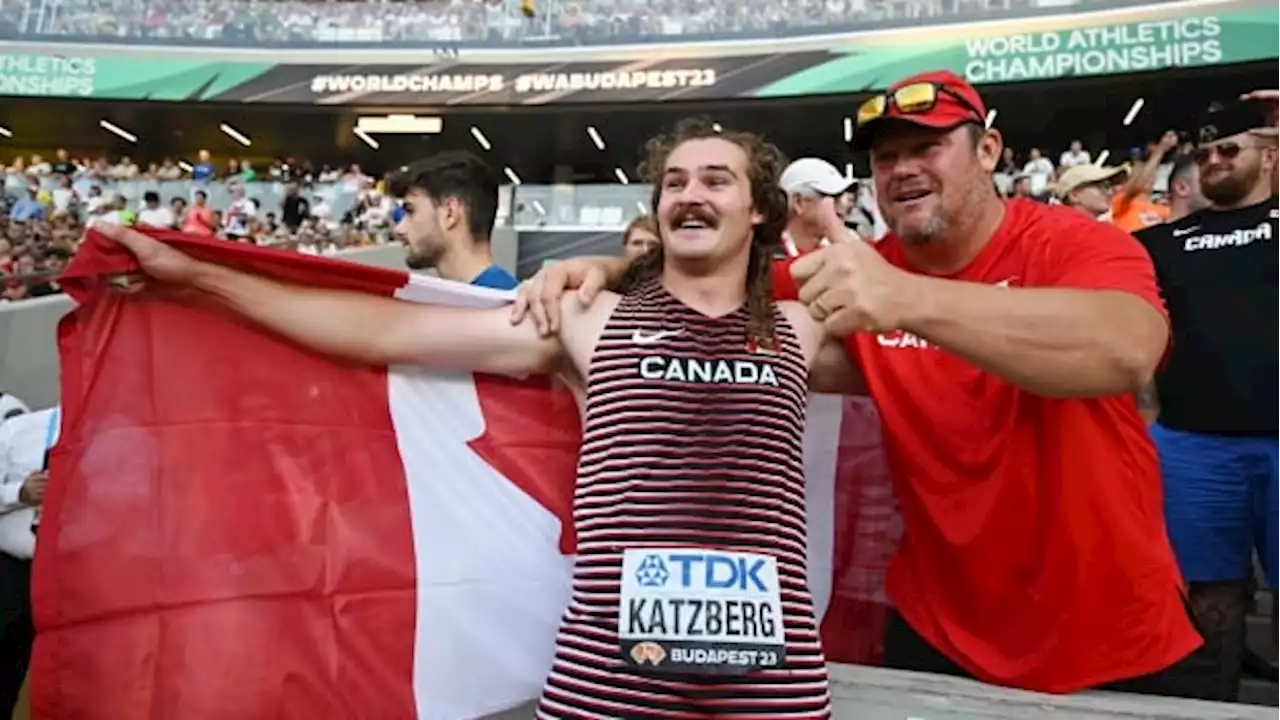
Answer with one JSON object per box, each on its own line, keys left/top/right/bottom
{"left": 779, "top": 158, "right": 855, "bottom": 197}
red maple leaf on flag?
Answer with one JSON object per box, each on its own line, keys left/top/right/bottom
{"left": 468, "top": 373, "right": 581, "bottom": 554}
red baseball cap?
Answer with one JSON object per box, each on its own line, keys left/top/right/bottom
{"left": 852, "top": 70, "right": 988, "bottom": 151}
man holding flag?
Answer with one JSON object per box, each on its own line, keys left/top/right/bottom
{"left": 100, "top": 119, "right": 915, "bottom": 717}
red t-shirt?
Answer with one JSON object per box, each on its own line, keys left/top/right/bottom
{"left": 775, "top": 199, "right": 1200, "bottom": 692}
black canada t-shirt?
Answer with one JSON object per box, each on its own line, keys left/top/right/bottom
{"left": 1136, "top": 197, "right": 1278, "bottom": 435}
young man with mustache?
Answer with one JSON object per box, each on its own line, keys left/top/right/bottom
{"left": 1135, "top": 99, "right": 1278, "bottom": 701}
{"left": 104, "top": 119, "right": 877, "bottom": 718}
{"left": 510, "top": 71, "right": 1212, "bottom": 699}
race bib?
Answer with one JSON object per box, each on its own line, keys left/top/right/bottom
{"left": 618, "top": 548, "right": 786, "bottom": 675}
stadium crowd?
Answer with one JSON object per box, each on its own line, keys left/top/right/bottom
{"left": 0, "top": 134, "right": 1197, "bottom": 303}
{"left": 0, "top": 149, "right": 416, "bottom": 301}
{"left": 18, "top": 0, "right": 1127, "bottom": 45}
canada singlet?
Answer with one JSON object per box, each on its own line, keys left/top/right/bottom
{"left": 536, "top": 281, "right": 831, "bottom": 719}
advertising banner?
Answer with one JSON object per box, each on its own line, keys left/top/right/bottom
{"left": 0, "top": 2, "right": 1274, "bottom": 105}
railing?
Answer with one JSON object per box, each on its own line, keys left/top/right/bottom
{"left": 3, "top": 174, "right": 658, "bottom": 231}
{"left": 2, "top": 0, "right": 1157, "bottom": 49}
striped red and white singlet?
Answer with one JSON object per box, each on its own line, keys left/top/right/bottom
{"left": 536, "top": 281, "right": 831, "bottom": 719}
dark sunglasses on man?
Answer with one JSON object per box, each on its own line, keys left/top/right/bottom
{"left": 1193, "top": 140, "right": 1256, "bottom": 165}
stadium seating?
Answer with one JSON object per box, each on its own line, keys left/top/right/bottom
{"left": 10, "top": 0, "right": 1144, "bottom": 46}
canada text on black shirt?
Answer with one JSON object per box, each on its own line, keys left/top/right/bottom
{"left": 1135, "top": 198, "right": 1278, "bottom": 435}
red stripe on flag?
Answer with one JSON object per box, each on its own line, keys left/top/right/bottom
{"left": 468, "top": 374, "right": 580, "bottom": 555}
{"left": 33, "top": 232, "right": 419, "bottom": 719}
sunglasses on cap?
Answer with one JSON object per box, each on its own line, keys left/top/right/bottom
{"left": 855, "top": 82, "right": 985, "bottom": 128}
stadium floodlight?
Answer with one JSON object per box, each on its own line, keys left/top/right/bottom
{"left": 586, "top": 126, "right": 606, "bottom": 151}
{"left": 99, "top": 120, "right": 137, "bottom": 143}
{"left": 985, "top": 109, "right": 997, "bottom": 129}
{"left": 503, "top": 166, "right": 522, "bottom": 185}
{"left": 1122, "top": 99, "right": 1144, "bottom": 127}
{"left": 843, "top": 117, "right": 853, "bottom": 143}
{"left": 1095, "top": 150, "right": 1111, "bottom": 166}
{"left": 357, "top": 115, "right": 442, "bottom": 134}
{"left": 353, "top": 128, "right": 380, "bottom": 150}
{"left": 613, "top": 167, "right": 629, "bottom": 185}
{"left": 470, "top": 126, "right": 492, "bottom": 151}
{"left": 0, "top": 126, "right": 11, "bottom": 138}
{"left": 219, "top": 123, "right": 253, "bottom": 147}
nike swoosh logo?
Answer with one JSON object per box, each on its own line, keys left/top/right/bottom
{"left": 632, "top": 329, "right": 684, "bottom": 345}
{"left": 994, "top": 277, "right": 1017, "bottom": 288}
{"left": 1172, "top": 226, "right": 1201, "bottom": 237}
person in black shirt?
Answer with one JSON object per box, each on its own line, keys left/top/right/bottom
{"left": 280, "top": 182, "right": 310, "bottom": 232}
{"left": 1135, "top": 98, "right": 1278, "bottom": 701}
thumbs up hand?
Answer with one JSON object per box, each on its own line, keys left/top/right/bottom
{"left": 788, "top": 226, "right": 921, "bottom": 337}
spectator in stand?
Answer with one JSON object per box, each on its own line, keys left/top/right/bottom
{"left": 182, "top": 191, "right": 217, "bottom": 235}
{"left": 49, "top": 149, "right": 75, "bottom": 176}
{"left": 778, "top": 157, "right": 858, "bottom": 254}
{"left": 156, "top": 158, "right": 183, "bottom": 181}
{"left": 190, "top": 150, "right": 216, "bottom": 182}
{"left": 620, "top": 214, "right": 659, "bottom": 260}
{"left": 280, "top": 182, "right": 311, "bottom": 233}
{"left": 0, "top": 406, "right": 60, "bottom": 718}
{"left": 998, "top": 147, "right": 1018, "bottom": 175}
{"left": 1108, "top": 131, "right": 1177, "bottom": 232}
{"left": 28, "top": 0, "right": 1065, "bottom": 45}
{"left": 223, "top": 184, "right": 256, "bottom": 242}
{"left": 1010, "top": 172, "right": 1032, "bottom": 198}
{"left": 1052, "top": 164, "right": 1127, "bottom": 219}
{"left": 82, "top": 185, "right": 106, "bottom": 215}
{"left": 136, "top": 191, "right": 176, "bottom": 229}
{"left": 1164, "top": 153, "right": 1211, "bottom": 223}
{"left": 1059, "top": 139, "right": 1092, "bottom": 168}
{"left": 10, "top": 185, "right": 44, "bottom": 223}
{"left": 1135, "top": 98, "right": 1278, "bottom": 702}
{"left": 1021, "top": 147, "right": 1055, "bottom": 195}
{"left": 50, "top": 175, "right": 78, "bottom": 214}
{"left": 28, "top": 248, "right": 69, "bottom": 297}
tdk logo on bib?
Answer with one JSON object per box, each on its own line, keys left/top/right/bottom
{"left": 619, "top": 548, "right": 786, "bottom": 675}
{"left": 1183, "top": 222, "right": 1273, "bottom": 252}
{"left": 634, "top": 552, "right": 769, "bottom": 592}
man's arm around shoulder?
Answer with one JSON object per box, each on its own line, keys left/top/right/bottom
{"left": 898, "top": 224, "right": 1168, "bottom": 398}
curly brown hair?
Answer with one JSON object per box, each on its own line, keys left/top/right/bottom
{"left": 615, "top": 117, "right": 790, "bottom": 349}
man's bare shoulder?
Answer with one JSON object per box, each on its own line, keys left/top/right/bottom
{"left": 556, "top": 289, "right": 622, "bottom": 376}
{"left": 559, "top": 288, "right": 623, "bottom": 325}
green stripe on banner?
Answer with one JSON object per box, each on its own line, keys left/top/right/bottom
{"left": 753, "top": 6, "right": 1278, "bottom": 96}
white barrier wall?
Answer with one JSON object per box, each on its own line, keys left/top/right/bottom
{"left": 487, "top": 665, "right": 1272, "bottom": 719}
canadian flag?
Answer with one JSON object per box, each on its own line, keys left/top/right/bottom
{"left": 31, "top": 230, "right": 899, "bottom": 720}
